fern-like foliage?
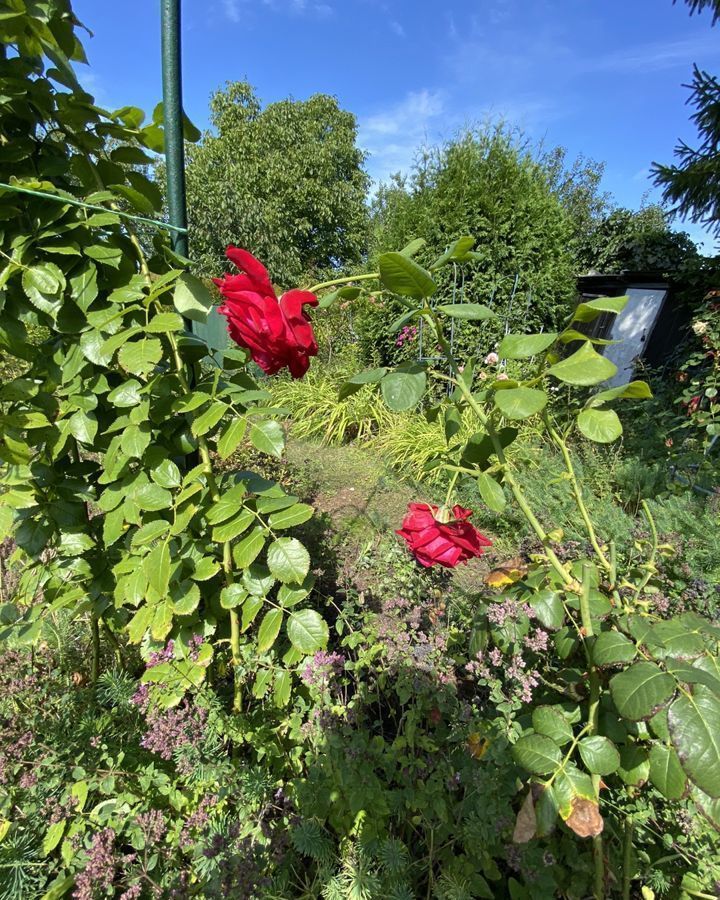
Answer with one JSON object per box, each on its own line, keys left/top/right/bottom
{"left": 96, "top": 667, "right": 137, "bottom": 708}
{"left": 291, "top": 819, "right": 336, "bottom": 866}
{"left": 0, "top": 832, "right": 42, "bottom": 900}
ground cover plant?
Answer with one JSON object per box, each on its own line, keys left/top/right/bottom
{"left": 1, "top": 3, "right": 720, "bottom": 900}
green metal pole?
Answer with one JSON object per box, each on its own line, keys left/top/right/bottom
{"left": 160, "top": 0, "right": 188, "bottom": 259}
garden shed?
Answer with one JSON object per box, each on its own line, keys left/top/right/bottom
{"left": 576, "top": 272, "right": 688, "bottom": 384}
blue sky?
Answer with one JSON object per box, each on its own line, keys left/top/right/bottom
{"left": 73, "top": 0, "right": 720, "bottom": 251}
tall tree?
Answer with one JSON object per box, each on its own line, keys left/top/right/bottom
{"left": 185, "top": 82, "right": 370, "bottom": 287}
{"left": 653, "top": 2, "right": 720, "bottom": 236}
{"left": 652, "top": 66, "right": 720, "bottom": 238}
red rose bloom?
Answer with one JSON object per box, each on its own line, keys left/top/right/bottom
{"left": 396, "top": 502, "right": 492, "bottom": 568}
{"left": 213, "top": 246, "right": 318, "bottom": 378}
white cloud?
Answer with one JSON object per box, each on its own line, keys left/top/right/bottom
{"left": 390, "top": 19, "right": 405, "bottom": 38}
{"left": 222, "top": 0, "right": 241, "bottom": 22}
{"left": 220, "top": 0, "right": 333, "bottom": 21}
{"left": 359, "top": 89, "right": 446, "bottom": 182}
{"left": 585, "top": 35, "right": 720, "bottom": 74}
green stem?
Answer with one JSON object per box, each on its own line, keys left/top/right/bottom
{"left": 307, "top": 272, "right": 379, "bottom": 293}
{"left": 622, "top": 817, "right": 633, "bottom": 900}
{"left": 90, "top": 613, "right": 100, "bottom": 685}
{"left": 579, "top": 563, "right": 604, "bottom": 900}
{"left": 425, "top": 312, "right": 573, "bottom": 586}
{"left": 444, "top": 470, "right": 460, "bottom": 507}
{"left": 544, "top": 413, "right": 611, "bottom": 572}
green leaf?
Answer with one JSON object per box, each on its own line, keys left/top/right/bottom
{"left": 257, "top": 608, "right": 283, "bottom": 652}
{"left": 68, "top": 410, "right": 97, "bottom": 445}
{"left": 85, "top": 243, "right": 122, "bottom": 268}
{"left": 121, "top": 423, "right": 151, "bottom": 458}
{"left": 107, "top": 379, "right": 142, "bottom": 408}
{"left": 592, "top": 631, "right": 637, "bottom": 667}
{"left": 146, "top": 311, "right": 185, "bottom": 333}
{"left": 249, "top": 420, "right": 285, "bottom": 458}
{"left": 338, "top": 367, "right": 388, "bottom": 400}
{"left": 268, "top": 503, "right": 314, "bottom": 530}
{"left": 233, "top": 526, "right": 266, "bottom": 569}
{"left": 668, "top": 685, "right": 720, "bottom": 798}
{"left": 118, "top": 337, "right": 162, "bottom": 376}
{"left": 381, "top": 369, "right": 426, "bottom": 411}
{"left": 145, "top": 542, "right": 170, "bottom": 598}
{"left": 287, "top": 609, "right": 329, "bottom": 653}
{"left": 610, "top": 661, "right": 676, "bottom": 721}
{"left": 498, "top": 332, "right": 558, "bottom": 359}
{"left": 267, "top": 538, "right": 310, "bottom": 584}
{"left": 573, "top": 295, "right": 629, "bottom": 323}
{"left": 211, "top": 509, "right": 254, "bottom": 543}
{"left": 130, "top": 520, "right": 170, "bottom": 548}
{"left": 69, "top": 262, "right": 98, "bottom": 312}
{"left": 577, "top": 408, "right": 623, "bottom": 443}
{"left": 548, "top": 341, "right": 618, "bottom": 387}
{"left": 173, "top": 273, "right": 214, "bottom": 323}
{"left": 274, "top": 669, "right": 292, "bottom": 707}
{"left": 151, "top": 459, "right": 182, "bottom": 489}
{"left": 217, "top": 418, "right": 247, "bottom": 459}
{"left": 430, "top": 236, "right": 475, "bottom": 268}
{"left": 278, "top": 575, "right": 315, "bottom": 607}
{"left": 476, "top": 471, "right": 505, "bottom": 512}
{"left": 134, "top": 483, "right": 172, "bottom": 511}
{"left": 529, "top": 590, "right": 565, "bottom": 631}
{"left": 437, "top": 303, "right": 496, "bottom": 321}
{"left": 173, "top": 581, "right": 200, "bottom": 615}
{"left": 494, "top": 387, "right": 548, "bottom": 420}
{"left": 43, "top": 819, "right": 66, "bottom": 856}
{"left": 532, "top": 706, "right": 573, "bottom": 746}
{"left": 378, "top": 251, "right": 437, "bottom": 299}
{"left": 242, "top": 595, "right": 264, "bottom": 632}
{"left": 191, "top": 557, "right": 220, "bottom": 581}
{"left": 22, "top": 262, "right": 65, "bottom": 317}
{"left": 220, "top": 584, "right": 247, "bottom": 609}
{"left": 585, "top": 380, "right": 653, "bottom": 409}
{"left": 206, "top": 485, "right": 247, "bottom": 525}
{"left": 192, "top": 401, "right": 227, "bottom": 437}
{"left": 618, "top": 745, "right": 650, "bottom": 786}
{"left": 512, "top": 734, "right": 563, "bottom": 776}
{"left": 649, "top": 744, "right": 687, "bottom": 800}
{"left": 578, "top": 736, "right": 620, "bottom": 775}
{"left": 59, "top": 530, "right": 95, "bottom": 557}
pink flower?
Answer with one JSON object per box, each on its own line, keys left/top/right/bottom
{"left": 484, "top": 352, "right": 499, "bottom": 365}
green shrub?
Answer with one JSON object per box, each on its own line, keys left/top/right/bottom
{"left": 270, "top": 369, "right": 393, "bottom": 445}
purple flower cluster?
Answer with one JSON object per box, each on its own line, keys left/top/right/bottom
{"left": 466, "top": 649, "right": 540, "bottom": 704}
{"left": 524, "top": 627, "right": 549, "bottom": 653}
{"left": 180, "top": 793, "right": 218, "bottom": 847}
{"left": 300, "top": 651, "right": 345, "bottom": 688}
{"left": 375, "top": 595, "right": 455, "bottom": 686}
{"left": 486, "top": 598, "right": 533, "bottom": 627}
{"left": 136, "top": 809, "right": 167, "bottom": 845}
{"left": 140, "top": 701, "right": 208, "bottom": 768}
{"left": 395, "top": 324, "right": 418, "bottom": 348}
{"left": 72, "top": 829, "right": 118, "bottom": 900}
{"left": 147, "top": 639, "right": 175, "bottom": 669}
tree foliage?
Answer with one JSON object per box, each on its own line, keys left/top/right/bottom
{"left": 652, "top": 65, "right": 720, "bottom": 239}
{"left": 580, "top": 205, "right": 701, "bottom": 274}
{"left": 185, "top": 81, "right": 370, "bottom": 287}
